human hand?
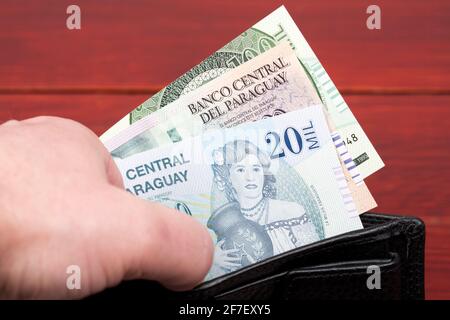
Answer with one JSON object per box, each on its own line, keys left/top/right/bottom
{"left": 0, "top": 117, "right": 213, "bottom": 299}
{"left": 213, "top": 239, "right": 241, "bottom": 271}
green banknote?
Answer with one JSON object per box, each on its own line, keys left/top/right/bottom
{"left": 113, "top": 105, "right": 363, "bottom": 281}
{"left": 105, "top": 42, "right": 377, "bottom": 215}
{"left": 101, "top": 6, "right": 383, "bottom": 179}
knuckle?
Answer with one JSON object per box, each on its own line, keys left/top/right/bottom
{"left": 1, "top": 119, "right": 20, "bottom": 127}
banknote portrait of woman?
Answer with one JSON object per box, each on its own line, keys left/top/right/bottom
{"left": 206, "top": 139, "right": 324, "bottom": 279}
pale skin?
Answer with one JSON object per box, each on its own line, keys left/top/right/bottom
{"left": 0, "top": 116, "right": 214, "bottom": 299}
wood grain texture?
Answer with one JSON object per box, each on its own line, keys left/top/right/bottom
{"left": 351, "top": 95, "right": 450, "bottom": 299}
{"left": 0, "top": 94, "right": 147, "bottom": 134}
{"left": 1, "top": 94, "right": 449, "bottom": 299}
{"left": 0, "top": 0, "right": 449, "bottom": 300}
{"left": 0, "top": 0, "right": 449, "bottom": 91}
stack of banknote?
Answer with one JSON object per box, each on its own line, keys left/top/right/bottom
{"left": 100, "top": 6, "right": 384, "bottom": 281}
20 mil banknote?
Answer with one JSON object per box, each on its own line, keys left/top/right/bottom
{"left": 101, "top": 6, "right": 384, "bottom": 179}
{"left": 114, "top": 105, "right": 363, "bottom": 281}
{"left": 106, "top": 42, "right": 376, "bottom": 214}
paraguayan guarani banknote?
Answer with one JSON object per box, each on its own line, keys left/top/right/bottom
{"left": 101, "top": 6, "right": 384, "bottom": 179}
{"left": 113, "top": 105, "right": 363, "bottom": 281}
{"left": 105, "top": 42, "right": 376, "bottom": 214}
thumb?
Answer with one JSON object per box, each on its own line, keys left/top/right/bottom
{"left": 101, "top": 186, "right": 214, "bottom": 291}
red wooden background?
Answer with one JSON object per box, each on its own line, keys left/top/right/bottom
{"left": 0, "top": 0, "right": 449, "bottom": 299}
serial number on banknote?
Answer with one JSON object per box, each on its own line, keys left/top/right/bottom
{"left": 342, "top": 133, "right": 359, "bottom": 146}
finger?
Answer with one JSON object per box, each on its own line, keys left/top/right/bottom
{"left": 90, "top": 131, "right": 124, "bottom": 189}
{"left": 103, "top": 187, "right": 214, "bottom": 291}
{"left": 104, "top": 154, "right": 125, "bottom": 189}
{"left": 18, "top": 116, "right": 123, "bottom": 187}
{"left": 0, "top": 119, "right": 19, "bottom": 128}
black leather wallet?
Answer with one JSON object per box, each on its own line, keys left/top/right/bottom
{"left": 89, "top": 212, "right": 425, "bottom": 300}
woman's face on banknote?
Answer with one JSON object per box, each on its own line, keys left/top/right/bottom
{"left": 229, "top": 154, "right": 264, "bottom": 201}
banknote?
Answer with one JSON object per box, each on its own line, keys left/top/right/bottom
{"left": 113, "top": 105, "right": 363, "bottom": 281}
{"left": 101, "top": 5, "right": 384, "bottom": 179}
{"left": 105, "top": 42, "right": 376, "bottom": 214}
